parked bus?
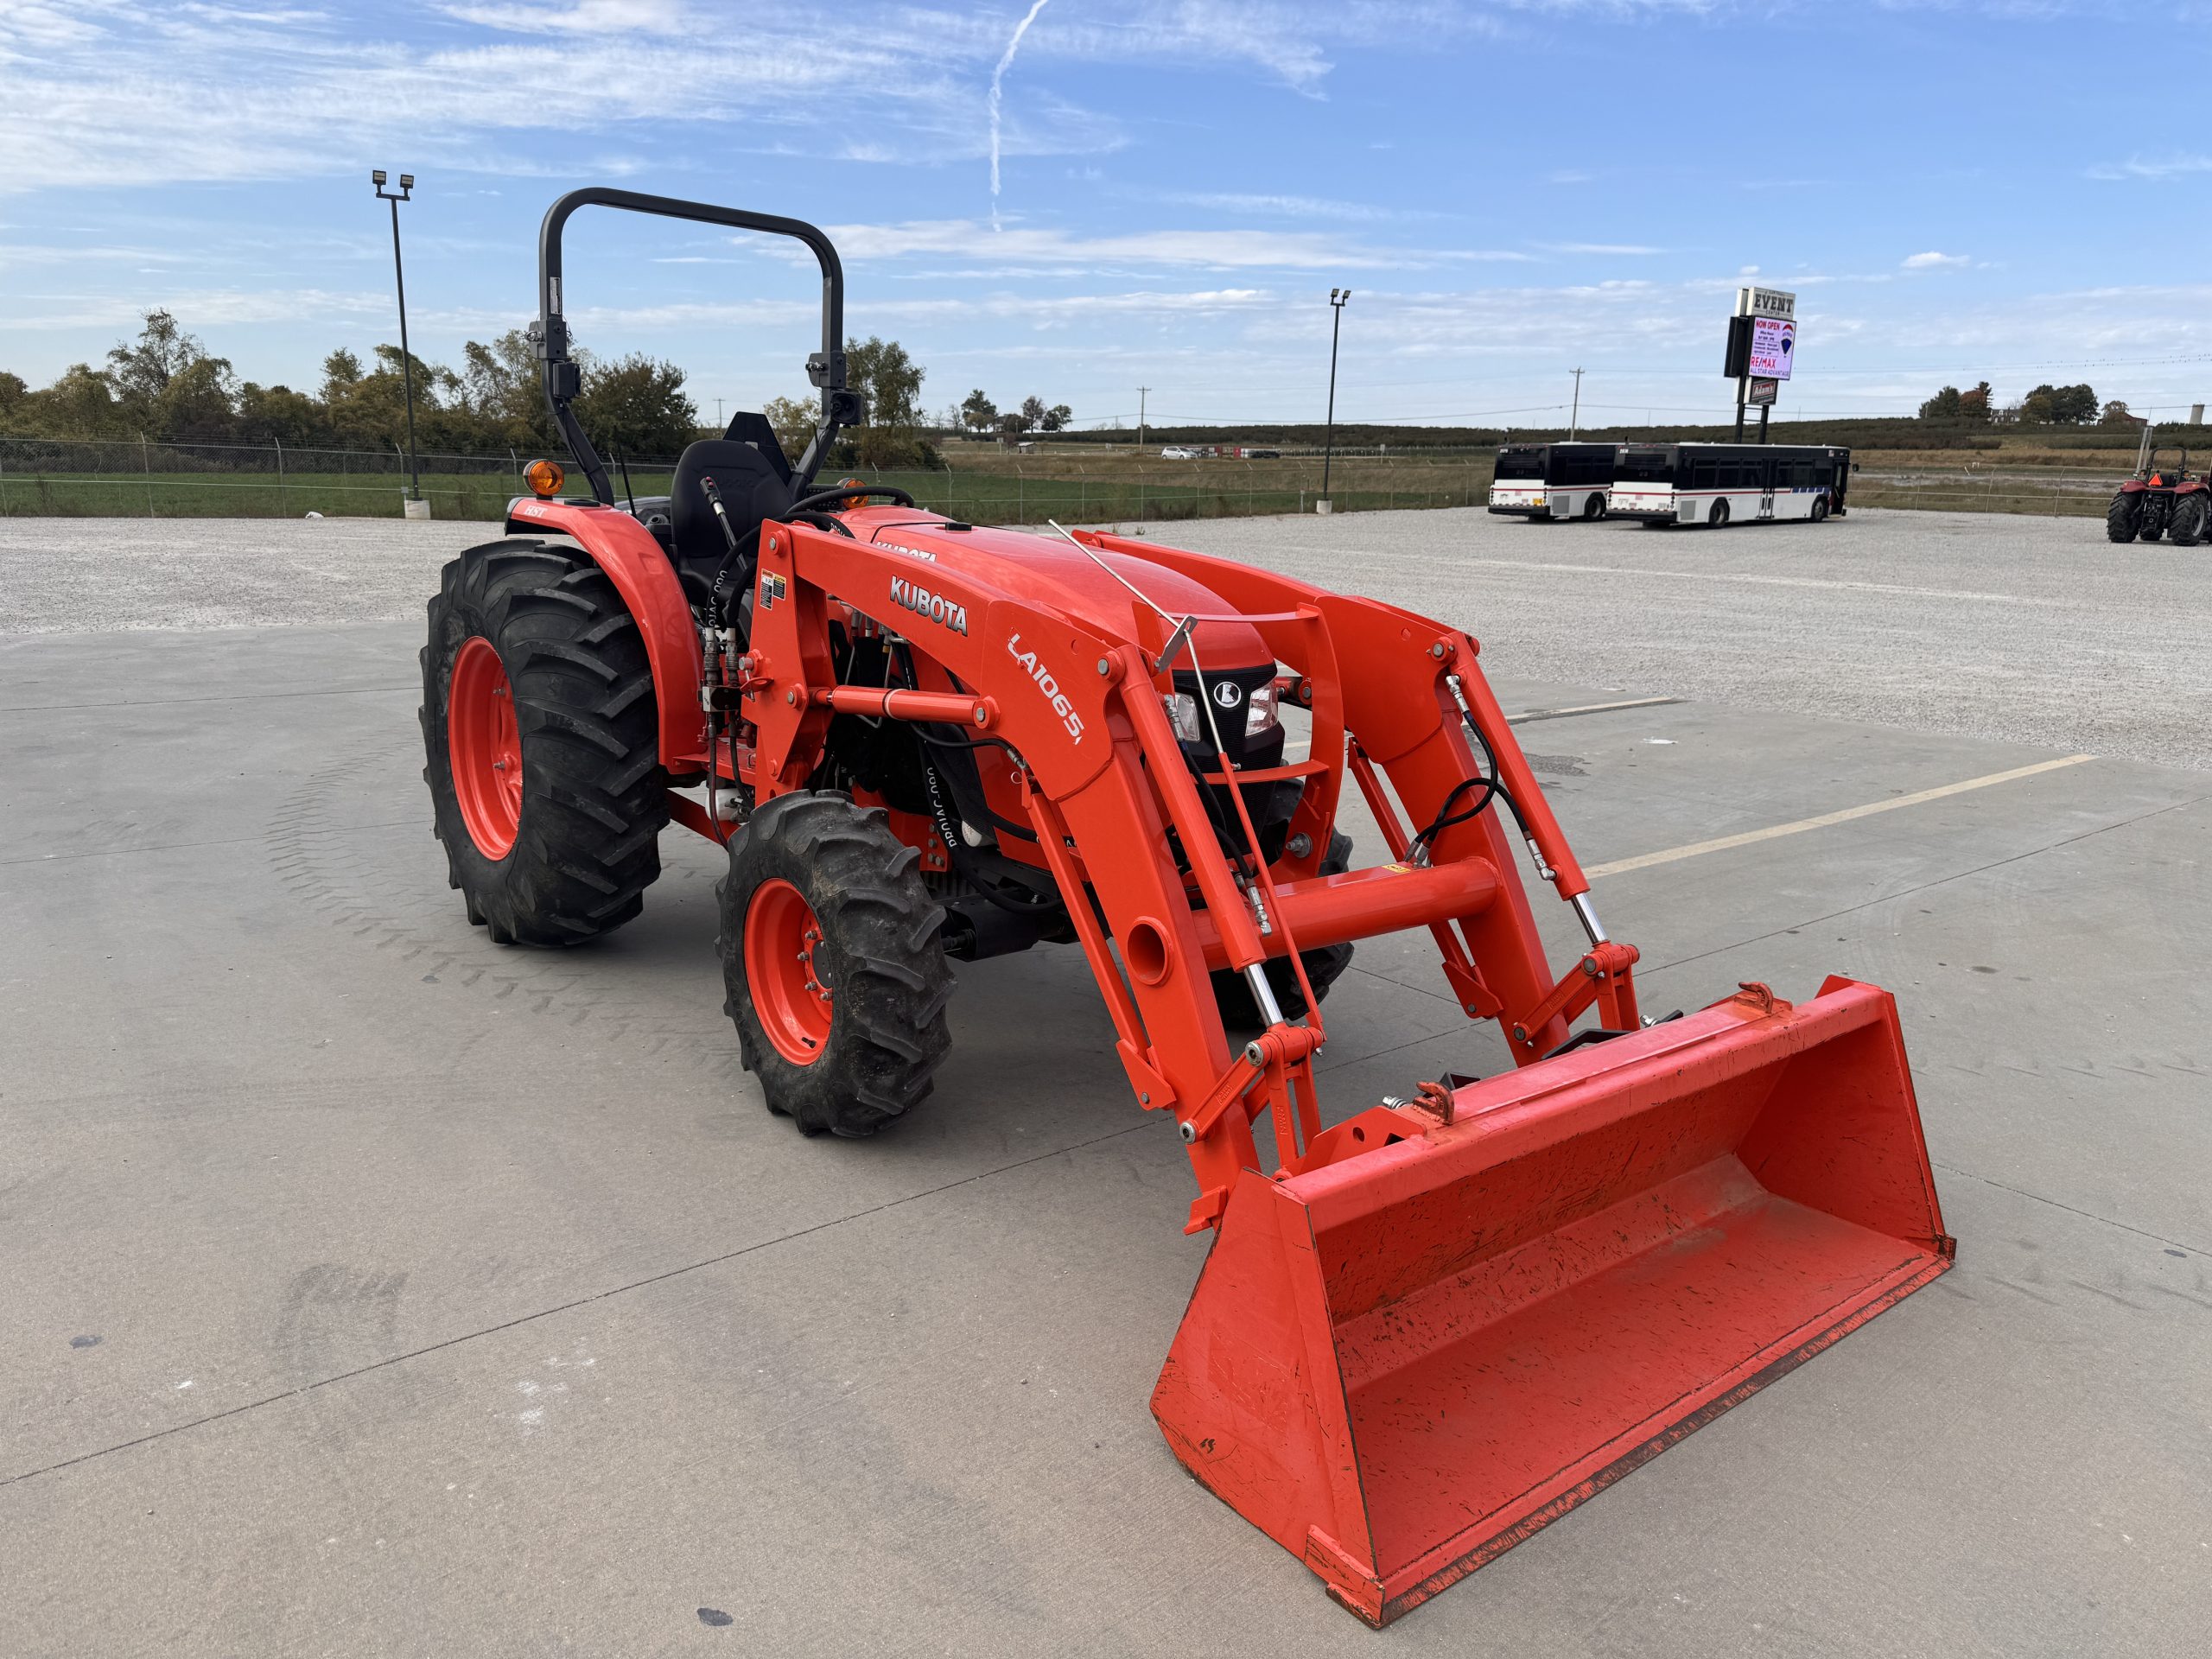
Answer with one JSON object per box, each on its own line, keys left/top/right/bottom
{"left": 1607, "top": 442, "right": 1853, "bottom": 528}
{"left": 1488, "top": 442, "right": 1617, "bottom": 521}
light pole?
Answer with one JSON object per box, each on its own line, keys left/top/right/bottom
{"left": 1137, "top": 385, "right": 1150, "bottom": 450}
{"left": 372, "top": 169, "right": 423, "bottom": 511}
{"left": 1319, "top": 288, "right": 1350, "bottom": 513}
{"left": 1569, "top": 367, "right": 1583, "bottom": 438}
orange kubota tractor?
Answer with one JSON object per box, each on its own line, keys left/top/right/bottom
{"left": 422, "top": 190, "right": 1955, "bottom": 1626}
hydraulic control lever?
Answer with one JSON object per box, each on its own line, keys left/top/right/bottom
{"left": 698, "top": 474, "right": 743, "bottom": 554}
{"left": 697, "top": 474, "right": 759, "bottom": 631}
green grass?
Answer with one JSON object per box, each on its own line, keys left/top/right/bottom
{"left": 0, "top": 464, "right": 1482, "bottom": 523}
{"left": 0, "top": 451, "right": 2123, "bottom": 524}
{"left": 0, "top": 469, "right": 540, "bottom": 520}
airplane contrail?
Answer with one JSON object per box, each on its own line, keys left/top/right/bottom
{"left": 988, "top": 0, "right": 1054, "bottom": 232}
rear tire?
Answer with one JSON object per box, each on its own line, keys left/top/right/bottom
{"left": 2169, "top": 492, "right": 2207, "bottom": 547}
{"left": 422, "top": 539, "right": 667, "bottom": 946}
{"left": 1211, "top": 832, "right": 1357, "bottom": 1030}
{"left": 1708, "top": 499, "right": 1731, "bottom": 528}
{"left": 1583, "top": 493, "right": 1606, "bottom": 520}
{"left": 2106, "top": 493, "right": 2139, "bottom": 543}
{"left": 719, "top": 791, "right": 953, "bottom": 1136}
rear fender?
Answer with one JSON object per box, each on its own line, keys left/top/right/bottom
{"left": 506, "top": 498, "right": 704, "bottom": 766}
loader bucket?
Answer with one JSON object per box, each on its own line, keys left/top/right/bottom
{"left": 1152, "top": 976, "right": 1952, "bottom": 1627}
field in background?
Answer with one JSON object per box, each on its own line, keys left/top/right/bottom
{"left": 0, "top": 429, "right": 2187, "bottom": 523}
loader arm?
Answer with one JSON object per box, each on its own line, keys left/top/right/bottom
{"left": 739, "top": 515, "right": 1649, "bottom": 1228}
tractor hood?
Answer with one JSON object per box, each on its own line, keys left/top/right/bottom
{"left": 842, "top": 510, "right": 1274, "bottom": 671}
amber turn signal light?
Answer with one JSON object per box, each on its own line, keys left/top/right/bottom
{"left": 524, "top": 458, "right": 565, "bottom": 498}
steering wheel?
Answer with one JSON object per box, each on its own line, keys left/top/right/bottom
{"left": 786, "top": 483, "right": 917, "bottom": 514}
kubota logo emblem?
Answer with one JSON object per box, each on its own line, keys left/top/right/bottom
{"left": 889, "top": 576, "right": 968, "bottom": 636}
{"left": 1006, "top": 632, "right": 1084, "bottom": 744}
{"left": 1212, "top": 681, "right": 1243, "bottom": 709}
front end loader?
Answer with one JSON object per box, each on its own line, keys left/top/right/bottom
{"left": 419, "top": 188, "right": 1953, "bottom": 1625}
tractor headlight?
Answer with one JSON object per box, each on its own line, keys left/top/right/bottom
{"left": 1166, "top": 683, "right": 1280, "bottom": 745}
{"left": 1163, "top": 691, "right": 1204, "bottom": 744}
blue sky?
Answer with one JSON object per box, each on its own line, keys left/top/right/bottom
{"left": 3, "top": 0, "right": 2209, "bottom": 431}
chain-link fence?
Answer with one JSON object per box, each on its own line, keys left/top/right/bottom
{"left": 0, "top": 433, "right": 2128, "bottom": 524}
{"left": 0, "top": 435, "right": 544, "bottom": 520}
{"left": 1848, "top": 467, "right": 2120, "bottom": 517}
{"left": 0, "top": 435, "right": 1491, "bottom": 524}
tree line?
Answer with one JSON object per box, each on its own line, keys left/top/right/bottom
{"left": 0, "top": 310, "right": 702, "bottom": 458}
{"left": 955, "top": 390, "right": 1073, "bottom": 437}
{"left": 0, "top": 312, "right": 1071, "bottom": 470}
{"left": 1918, "top": 380, "right": 2139, "bottom": 426}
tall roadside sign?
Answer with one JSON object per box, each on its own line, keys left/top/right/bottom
{"left": 1722, "top": 286, "right": 1796, "bottom": 442}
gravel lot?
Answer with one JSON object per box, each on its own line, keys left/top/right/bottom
{"left": 1163, "top": 506, "right": 2212, "bottom": 772}
{"left": 3, "top": 505, "right": 2203, "bottom": 769}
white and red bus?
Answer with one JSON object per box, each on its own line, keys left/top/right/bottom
{"left": 1487, "top": 442, "right": 1616, "bottom": 521}
{"left": 1606, "top": 442, "right": 1853, "bottom": 527}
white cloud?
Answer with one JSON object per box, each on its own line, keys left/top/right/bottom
{"left": 1543, "top": 243, "right": 1667, "bottom": 256}
{"left": 807, "top": 219, "right": 1520, "bottom": 270}
{"left": 0, "top": 2, "right": 1486, "bottom": 195}
{"left": 1155, "top": 191, "right": 1411, "bottom": 222}
{"left": 0, "top": 285, "right": 390, "bottom": 332}
{"left": 1903, "top": 251, "right": 1970, "bottom": 270}
{"left": 569, "top": 288, "right": 1274, "bottom": 333}
{"left": 2084, "top": 153, "right": 2212, "bottom": 181}
{"left": 435, "top": 1, "right": 693, "bottom": 31}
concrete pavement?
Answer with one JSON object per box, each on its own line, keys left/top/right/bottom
{"left": 2, "top": 517, "right": 2208, "bottom": 1656}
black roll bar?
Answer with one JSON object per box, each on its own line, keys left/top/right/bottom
{"left": 533, "top": 188, "right": 857, "bottom": 505}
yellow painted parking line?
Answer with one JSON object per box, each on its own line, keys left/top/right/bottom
{"left": 1586, "top": 754, "right": 2099, "bottom": 879}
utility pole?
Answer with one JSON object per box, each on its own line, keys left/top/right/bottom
{"left": 1319, "top": 288, "right": 1350, "bottom": 512}
{"left": 372, "top": 169, "right": 423, "bottom": 513}
{"left": 715, "top": 396, "right": 725, "bottom": 433}
{"left": 1137, "top": 386, "right": 1150, "bottom": 451}
{"left": 1569, "top": 367, "right": 1583, "bottom": 438}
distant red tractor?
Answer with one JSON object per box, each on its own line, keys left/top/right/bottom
{"left": 2107, "top": 429, "right": 2207, "bottom": 545}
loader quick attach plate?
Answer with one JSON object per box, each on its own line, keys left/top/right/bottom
{"left": 1151, "top": 976, "right": 1953, "bottom": 1627}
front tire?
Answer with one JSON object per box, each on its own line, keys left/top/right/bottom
{"left": 719, "top": 791, "right": 953, "bottom": 1136}
{"left": 1810, "top": 495, "right": 1830, "bottom": 523}
{"left": 422, "top": 539, "right": 667, "bottom": 945}
{"left": 2107, "top": 493, "right": 2139, "bottom": 543}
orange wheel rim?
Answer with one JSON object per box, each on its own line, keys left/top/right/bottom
{"left": 746, "top": 878, "right": 833, "bottom": 1065}
{"left": 448, "top": 636, "right": 522, "bottom": 858}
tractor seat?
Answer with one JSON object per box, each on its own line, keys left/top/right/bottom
{"left": 669, "top": 437, "right": 794, "bottom": 577}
